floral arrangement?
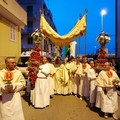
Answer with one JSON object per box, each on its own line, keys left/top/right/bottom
{"left": 28, "top": 29, "right": 45, "bottom": 86}
{"left": 95, "top": 32, "right": 110, "bottom": 72}
{"left": 96, "top": 32, "right": 110, "bottom": 47}
{"left": 31, "top": 29, "right": 46, "bottom": 44}
{"left": 28, "top": 50, "right": 42, "bottom": 85}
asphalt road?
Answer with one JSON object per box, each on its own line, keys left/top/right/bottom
{"left": 21, "top": 92, "right": 120, "bottom": 120}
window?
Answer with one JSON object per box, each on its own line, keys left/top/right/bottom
{"left": 10, "top": 23, "right": 16, "bottom": 41}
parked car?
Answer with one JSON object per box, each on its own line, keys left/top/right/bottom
{"left": 17, "top": 51, "right": 31, "bottom": 78}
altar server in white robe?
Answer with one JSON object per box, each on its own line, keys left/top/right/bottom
{"left": 87, "top": 60, "right": 97, "bottom": 107}
{"left": 95, "top": 61, "right": 120, "bottom": 119}
{"left": 61, "top": 57, "right": 70, "bottom": 95}
{"left": 68, "top": 56, "right": 77, "bottom": 94}
{"left": 33, "top": 56, "right": 51, "bottom": 108}
{"left": 74, "top": 58, "right": 83, "bottom": 95}
{"left": 79, "top": 56, "right": 90, "bottom": 100}
{"left": 0, "top": 57, "right": 26, "bottom": 120}
{"left": 46, "top": 57, "right": 56, "bottom": 96}
{"left": 54, "top": 64, "right": 64, "bottom": 95}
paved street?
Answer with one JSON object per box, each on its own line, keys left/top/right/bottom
{"left": 21, "top": 92, "right": 120, "bottom": 120}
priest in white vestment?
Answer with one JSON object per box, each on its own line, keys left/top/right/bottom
{"left": 61, "top": 62, "right": 70, "bottom": 95}
{"left": 32, "top": 56, "right": 51, "bottom": 108}
{"left": 46, "top": 58, "right": 56, "bottom": 96}
{"left": 0, "top": 57, "right": 26, "bottom": 120}
{"left": 68, "top": 57, "right": 77, "bottom": 94}
{"left": 79, "top": 56, "right": 90, "bottom": 100}
{"left": 54, "top": 64, "right": 64, "bottom": 95}
{"left": 74, "top": 58, "right": 83, "bottom": 96}
{"left": 95, "top": 61, "right": 120, "bottom": 119}
{"left": 53, "top": 57, "right": 63, "bottom": 94}
{"left": 87, "top": 60, "right": 97, "bottom": 107}
{"left": 61, "top": 57, "right": 70, "bottom": 95}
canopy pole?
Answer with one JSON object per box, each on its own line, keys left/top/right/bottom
{"left": 78, "top": 14, "right": 82, "bottom": 55}
{"left": 84, "top": 9, "right": 88, "bottom": 55}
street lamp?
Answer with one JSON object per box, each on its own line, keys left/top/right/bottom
{"left": 101, "top": 9, "right": 107, "bottom": 32}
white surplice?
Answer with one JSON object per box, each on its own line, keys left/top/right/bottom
{"left": 95, "top": 70, "right": 120, "bottom": 113}
{"left": 31, "top": 63, "right": 51, "bottom": 108}
{"left": 74, "top": 63, "right": 82, "bottom": 95}
{"left": 87, "top": 68, "right": 97, "bottom": 104}
{"left": 46, "top": 63, "right": 56, "bottom": 96}
{"left": 79, "top": 63, "right": 90, "bottom": 97}
{"left": 0, "top": 69, "right": 26, "bottom": 120}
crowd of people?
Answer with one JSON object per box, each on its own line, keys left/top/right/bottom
{"left": 0, "top": 56, "right": 120, "bottom": 120}
{"left": 29, "top": 55, "right": 120, "bottom": 119}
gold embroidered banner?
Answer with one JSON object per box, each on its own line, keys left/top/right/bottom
{"left": 40, "top": 14, "right": 86, "bottom": 47}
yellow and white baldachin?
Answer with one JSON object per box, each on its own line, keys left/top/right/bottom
{"left": 40, "top": 13, "right": 86, "bottom": 47}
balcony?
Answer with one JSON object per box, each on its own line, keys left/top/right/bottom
{"left": 0, "top": 0, "right": 27, "bottom": 26}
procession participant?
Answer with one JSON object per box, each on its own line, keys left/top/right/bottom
{"left": 46, "top": 57, "right": 56, "bottom": 97}
{"left": 73, "top": 57, "right": 83, "bottom": 96}
{"left": 32, "top": 56, "right": 51, "bottom": 108}
{"left": 79, "top": 56, "right": 90, "bottom": 100}
{"left": 61, "top": 57, "right": 70, "bottom": 95}
{"left": 0, "top": 57, "right": 26, "bottom": 120}
{"left": 67, "top": 56, "right": 77, "bottom": 94}
{"left": 54, "top": 63, "right": 64, "bottom": 95}
{"left": 54, "top": 57, "right": 63, "bottom": 95}
{"left": 87, "top": 60, "right": 97, "bottom": 107}
{"left": 53, "top": 57, "right": 62, "bottom": 68}
{"left": 95, "top": 61, "right": 120, "bottom": 119}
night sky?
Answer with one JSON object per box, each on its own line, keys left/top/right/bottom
{"left": 45, "top": 0, "right": 116, "bottom": 56}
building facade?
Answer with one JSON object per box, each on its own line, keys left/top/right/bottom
{"left": 116, "top": 0, "right": 120, "bottom": 57}
{"left": 0, "top": 0, "right": 27, "bottom": 68}
{"left": 17, "top": 0, "right": 57, "bottom": 56}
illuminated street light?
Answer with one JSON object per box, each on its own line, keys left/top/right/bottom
{"left": 101, "top": 9, "right": 107, "bottom": 32}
